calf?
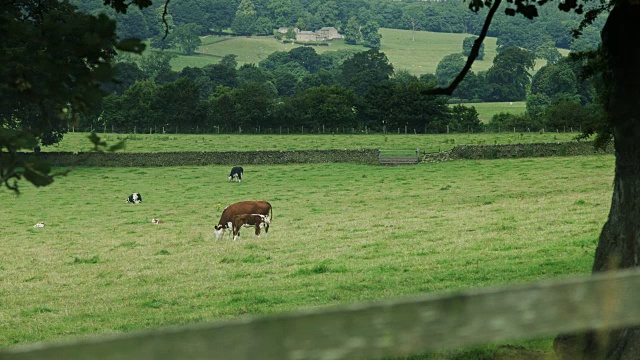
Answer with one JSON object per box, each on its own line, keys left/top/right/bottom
{"left": 126, "top": 193, "right": 142, "bottom": 204}
{"left": 228, "top": 166, "right": 243, "bottom": 182}
{"left": 231, "top": 214, "right": 269, "bottom": 241}
{"left": 214, "top": 200, "right": 272, "bottom": 240}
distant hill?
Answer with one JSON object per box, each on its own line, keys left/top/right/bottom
{"left": 165, "top": 28, "right": 569, "bottom": 75}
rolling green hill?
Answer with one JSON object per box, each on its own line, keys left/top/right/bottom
{"left": 165, "top": 28, "right": 569, "bottom": 75}
{"left": 465, "top": 101, "right": 527, "bottom": 123}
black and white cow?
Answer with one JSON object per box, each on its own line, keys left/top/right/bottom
{"left": 228, "top": 166, "right": 243, "bottom": 182}
{"left": 126, "top": 193, "right": 142, "bottom": 204}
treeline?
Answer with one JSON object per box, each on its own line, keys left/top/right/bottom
{"left": 66, "top": 0, "right": 605, "bottom": 135}
{"left": 87, "top": 48, "right": 482, "bottom": 134}
{"left": 71, "top": 0, "right": 604, "bottom": 55}
{"left": 489, "top": 55, "right": 604, "bottom": 133}
{"left": 81, "top": 45, "right": 601, "bottom": 135}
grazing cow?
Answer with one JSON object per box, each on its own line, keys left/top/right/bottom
{"left": 214, "top": 200, "right": 272, "bottom": 240}
{"left": 126, "top": 193, "right": 142, "bottom": 204}
{"left": 228, "top": 166, "right": 243, "bottom": 182}
{"left": 232, "top": 214, "right": 269, "bottom": 241}
{"left": 151, "top": 218, "right": 164, "bottom": 224}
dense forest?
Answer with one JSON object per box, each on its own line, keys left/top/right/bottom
{"left": 72, "top": 0, "right": 605, "bottom": 52}
{"left": 67, "top": 0, "right": 606, "bottom": 135}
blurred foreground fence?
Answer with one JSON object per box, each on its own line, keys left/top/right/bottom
{"left": 2, "top": 269, "right": 640, "bottom": 360}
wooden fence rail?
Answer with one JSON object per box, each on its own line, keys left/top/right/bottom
{"left": 2, "top": 269, "right": 640, "bottom": 360}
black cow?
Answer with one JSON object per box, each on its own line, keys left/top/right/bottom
{"left": 228, "top": 166, "right": 243, "bottom": 182}
{"left": 126, "top": 193, "right": 142, "bottom": 204}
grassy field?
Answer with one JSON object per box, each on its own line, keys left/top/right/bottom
{"left": 191, "top": 29, "right": 497, "bottom": 75}
{"left": 167, "top": 28, "right": 569, "bottom": 75}
{"left": 42, "top": 132, "right": 582, "bottom": 153}
{"left": 466, "top": 101, "right": 527, "bottom": 123}
{"left": 378, "top": 28, "right": 498, "bottom": 75}
{"left": 0, "top": 154, "right": 614, "bottom": 358}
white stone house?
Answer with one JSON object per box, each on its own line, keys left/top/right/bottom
{"left": 295, "top": 27, "right": 344, "bottom": 42}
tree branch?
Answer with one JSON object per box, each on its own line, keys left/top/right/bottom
{"left": 162, "top": 0, "right": 171, "bottom": 40}
{"left": 423, "top": 0, "right": 502, "bottom": 96}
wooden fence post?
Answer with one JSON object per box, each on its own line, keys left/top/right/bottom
{"left": 4, "top": 270, "right": 640, "bottom": 360}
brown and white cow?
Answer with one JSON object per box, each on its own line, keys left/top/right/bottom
{"left": 214, "top": 201, "right": 272, "bottom": 240}
{"left": 231, "top": 214, "right": 269, "bottom": 241}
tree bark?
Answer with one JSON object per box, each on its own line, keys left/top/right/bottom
{"left": 555, "top": 2, "right": 640, "bottom": 359}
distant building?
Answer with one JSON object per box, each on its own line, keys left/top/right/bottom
{"left": 315, "top": 27, "right": 344, "bottom": 41}
{"left": 277, "top": 27, "right": 299, "bottom": 35}
{"left": 296, "top": 31, "right": 318, "bottom": 42}
{"left": 295, "top": 27, "right": 344, "bottom": 42}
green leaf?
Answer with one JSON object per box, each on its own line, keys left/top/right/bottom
{"left": 88, "top": 132, "right": 107, "bottom": 149}
{"left": 22, "top": 159, "right": 54, "bottom": 187}
{"left": 116, "top": 38, "right": 146, "bottom": 54}
{"left": 108, "top": 141, "right": 126, "bottom": 152}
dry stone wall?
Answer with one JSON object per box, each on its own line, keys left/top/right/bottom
{"left": 423, "top": 141, "right": 613, "bottom": 162}
{"left": 23, "top": 149, "right": 380, "bottom": 167}
{"left": 19, "top": 142, "right": 612, "bottom": 167}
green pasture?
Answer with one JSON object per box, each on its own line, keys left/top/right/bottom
{"left": 43, "top": 132, "right": 581, "bottom": 153}
{"left": 379, "top": 28, "right": 498, "bottom": 75}
{"left": 169, "top": 28, "right": 569, "bottom": 75}
{"left": 464, "top": 101, "right": 527, "bottom": 123}
{"left": 193, "top": 35, "right": 366, "bottom": 70}
{"left": 188, "top": 29, "right": 494, "bottom": 75}
{"left": 1, "top": 154, "right": 614, "bottom": 358}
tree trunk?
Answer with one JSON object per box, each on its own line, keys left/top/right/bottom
{"left": 555, "top": 2, "right": 640, "bottom": 359}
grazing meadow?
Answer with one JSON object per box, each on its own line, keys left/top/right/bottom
{"left": 179, "top": 29, "right": 490, "bottom": 75}
{"left": 0, "top": 153, "right": 614, "bottom": 358}
{"left": 466, "top": 101, "right": 527, "bottom": 123}
{"left": 43, "top": 132, "right": 581, "bottom": 153}
{"left": 167, "top": 28, "right": 568, "bottom": 75}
